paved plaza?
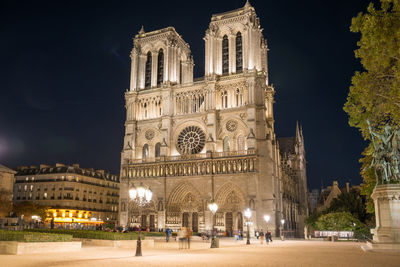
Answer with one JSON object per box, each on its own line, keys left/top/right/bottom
{"left": 1, "top": 239, "right": 400, "bottom": 267}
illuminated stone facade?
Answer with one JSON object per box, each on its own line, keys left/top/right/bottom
{"left": 119, "top": 2, "right": 308, "bottom": 237}
{"left": 0, "top": 164, "right": 16, "bottom": 217}
{"left": 14, "top": 163, "right": 119, "bottom": 223}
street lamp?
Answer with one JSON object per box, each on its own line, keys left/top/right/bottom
{"left": 208, "top": 201, "right": 218, "bottom": 248}
{"left": 280, "top": 219, "right": 285, "bottom": 241}
{"left": 244, "top": 208, "right": 252, "bottom": 245}
{"left": 129, "top": 183, "right": 152, "bottom": 257}
{"left": 264, "top": 215, "right": 270, "bottom": 233}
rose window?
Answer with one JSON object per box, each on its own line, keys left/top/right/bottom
{"left": 176, "top": 126, "right": 206, "bottom": 154}
{"left": 226, "top": 120, "right": 238, "bottom": 132}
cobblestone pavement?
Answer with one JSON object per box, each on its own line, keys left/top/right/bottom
{"left": 1, "top": 239, "right": 400, "bottom": 267}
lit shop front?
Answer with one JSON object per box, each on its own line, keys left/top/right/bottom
{"left": 46, "top": 209, "right": 104, "bottom": 228}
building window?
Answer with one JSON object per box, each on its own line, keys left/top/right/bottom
{"left": 144, "top": 103, "right": 148, "bottom": 118}
{"left": 30, "top": 185, "right": 33, "bottom": 191}
{"left": 142, "top": 144, "right": 149, "bottom": 159}
{"left": 222, "top": 35, "right": 229, "bottom": 74}
{"left": 145, "top": 51, "right": 152, "bottom": 88}
{"left": 155, "top": 142, "right": 161, "bottom": 158}
{"left": 235, "top": 88, "right": 243, "bottom": 107}
{"left": 221, "top": 90, "right": 228, "bottom": 108}
{"left": 43, "top": 192, "right": 47, "bottom": 199}
{"left": 179, "top": 60, "right": 182, "bottom": 83}
{"left": 223, "top": 136, "right": 230, "bottom": 152}
{"left": 237, "top": 134, "right": 245, "bottom": 151}
{"left": 24, "top": 185, "right": 27, "bottom": 192}
{"left": 157, "top": 49, "right": 164, "bottom": 86}
{"left": 236, "top": 32, "right": 243, "bottom": 72}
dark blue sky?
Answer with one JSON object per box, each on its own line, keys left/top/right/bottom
{"left": 0, "top": 0, "right": 370, "bottom": 189}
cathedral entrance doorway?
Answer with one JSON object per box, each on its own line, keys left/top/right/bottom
{"left": 192, "top": 212, "right": 198, "bottom": 232}
{"left": 225, "top": 212, "right": 233, "bottom": 237}
{"left": 150, "top": 214, "right": 155, "bottom": 230}
{"left": 182, "top": 212, "right": 189, "bottom": 227}
{"left": 141, "top": 215, "right": 147, "bottom": 229}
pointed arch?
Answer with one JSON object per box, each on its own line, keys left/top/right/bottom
{"left": 155, "top": 142, "right": 161, "bottom": 157}
{"left": 167, "top": 182, "right": 202, "bottom": 205}
{"left": 222, "top": 35, "right": 229, "bottom": 74}
{"left": 223, "top": 136, "right": 230, "bottom": 152}
{"left": 142, "top": 144, "right": 149, "bottom": 159}
{"left": 215, "top": 182, "right": 246, "bottom": 211}
{"left": 237, "top": 134, "right": 245, "bottom": 151}
{"left": 145, "top": 51, "right": 152, "bottom": 88}
{"left": 236, "top": 32, "right": 243, "bottom": 72}
{"left": 157, "top": 49, "right": 164, "bottom": 86}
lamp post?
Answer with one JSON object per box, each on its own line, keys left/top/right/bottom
{"left": 129, "top": 183, "right": 152, "bottom": 257}
{"left": 280, "top": 219, "right": 285, "bottom": 241}
{"left": 208, "top": 201, "right": 218, "bottom": 248}
{"left": 244, "top": 208, "right": 252, "bottom": 245}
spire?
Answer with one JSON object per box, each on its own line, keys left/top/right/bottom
{"left": 296, "top": 121, "right": 301, "bottom": 141}
{"left": 244, "top": 0, "right": 252, "bottom": 9}
{"left": 138, "top": 26, "right": 145, "bottom": 35}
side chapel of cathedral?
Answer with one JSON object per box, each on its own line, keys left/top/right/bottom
{"left": 119, "top": 1, "right": 309, "bottom": 237}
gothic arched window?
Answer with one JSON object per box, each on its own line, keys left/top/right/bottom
{"left": 221, "top": 90, "right": 228, "bottom": 109}
{"left": 237, "top": 134, "right": 245, "bottom": 151}
{"left": 222, "top": 35, "right": 229, "bottom": 74}
{"left": 155, "top": 142, "right": 161, "bottom": 157}
{"left": 236, "top": 32, "right": 243, "bottom": 72}
{"left": 235, "top": 89, "right": 240, "bottom": 107}
{"left": 157, "top": 49, "right": 164, "bottom": 86}
{"left": 179, "top": 60, "right": 183, "bottom": 83}
{"left": 144, "top": 103, "right": 148, "bottom": 118}
{"left": 145, "top": 52, "right": 152, "bottom": 88}
{"left": 223, "top": 136, "right": 230, "bottom": 152}
{"left": 142, "top": 144, "right": 149, "bottom": 159}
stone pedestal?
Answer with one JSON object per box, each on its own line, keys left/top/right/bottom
{"left": 366, "top": 184, "right": 400, "bottom": 251}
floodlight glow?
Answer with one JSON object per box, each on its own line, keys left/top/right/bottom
{"left": 129, "top": 188, "right": 137, "bottom": 199}
{"left": 244, "top": 208, "right": 252, "bottom": 219}
{"left": 208, "top": 202, "right": 218, "bottom": 214}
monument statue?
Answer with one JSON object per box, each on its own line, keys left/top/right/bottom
{"left": 367, "top": 120, "right": 400, "bottom": 184}
{"left": 364, "top": 120, "right": 400, "bottom": 251}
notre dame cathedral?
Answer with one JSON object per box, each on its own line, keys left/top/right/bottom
{"left": 119, "top": 1, "right": 309, "bottom": 237}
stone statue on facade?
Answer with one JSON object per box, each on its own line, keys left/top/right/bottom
{"left": 367, "top": 119, "right": 400, "bottom": 184}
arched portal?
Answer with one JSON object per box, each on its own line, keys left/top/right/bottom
{"left": 166, "top": 182, "right": 203, "bottom": 231}
{"left": 215, "top": 182, "right": 246, "bottom": 234}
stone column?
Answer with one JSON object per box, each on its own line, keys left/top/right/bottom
{"left": 158, "top": 210, "right": 165, "bottom": 230}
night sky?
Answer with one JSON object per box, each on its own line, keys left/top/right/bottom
{"left": 0, "top": 0, "right": 371, "bottom": 190}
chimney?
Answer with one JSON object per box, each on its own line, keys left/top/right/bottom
{"left": 333, "top": 181, "right": 339, "bottom": 188}
{"left": 72, "top": 163, "right": 80, "bottom": 168}
{"left": 56, "top": 163, "right": 65, "bottom": 167}
{"left": 346, "top": 182, "right": 350, "bottom": 193}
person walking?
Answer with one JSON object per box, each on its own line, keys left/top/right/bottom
{"left": 267, "top": 231, "right": 272, "bottom": 243}
{"left": 165, "top": 228, "right": 171, "bottom": 242}
{"left": 178, "top": 227, "right": 186, "bottom": 249}
{"left": 265, "top": 231, "right": 269, "bottom": 245}
{"left": 259, "top": 229, "right": 264, "bottom": 245}
{"left": 186, "top": 228, "right": 192, "bottom": 249}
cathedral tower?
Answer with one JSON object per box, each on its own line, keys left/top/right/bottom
{"left": 119, "top": 2, "right": 308, "bottom": 238}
